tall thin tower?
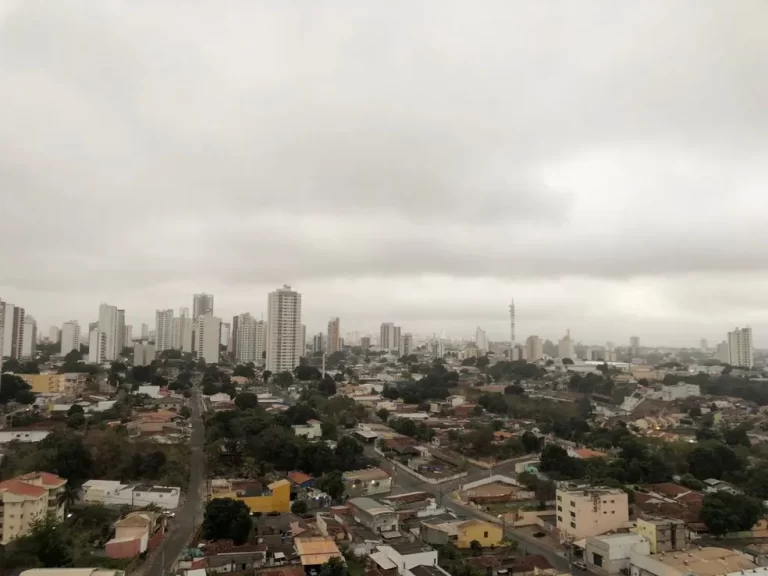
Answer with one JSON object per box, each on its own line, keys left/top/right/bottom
{"left": 509, "top": 299, "right": 516, "bottom": 356}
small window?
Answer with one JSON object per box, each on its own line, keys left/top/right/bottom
{"left": 570, "top": 511, "right": 575, "bottom": 518}
{"left": 570, "top": 522, "right": 576, "bottom": 528}
{"left": 557, "top": 506, "right": 562, "bottom": 512}
{"left": 484, "top": 531, "right": 488, "bottom": 538}
{"left": 557, "top": 516, "right": 563, "bottom": 522}
{"left": 557, "top": 495, "right": 562, "bottom": 502}
{"left": 611, "top": 499, "right": 615, "bottom": 503}
{"left": 570, "top": 501, "right": 575, "bottom": 507}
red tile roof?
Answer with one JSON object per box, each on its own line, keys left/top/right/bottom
{"left": 0, "top": 479, "right": 47, "bottom": 497}
{"left": 20, "top": 472, "right": 66, "bottom": 487}
{"left": 288, "top": 471, "right": 313, "bottom": 485}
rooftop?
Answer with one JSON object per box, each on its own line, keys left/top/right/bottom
{"left": 558, "top": 486, "right": 625, "bottom": 497}
{"left": 348, "top": 497, "right": 394, "bottom": 515}
{"left": 410, "top": 566, "right": 448, "bottom": 576}
{"left": 343, "top": 468, "right": 391, "bottom": 482}
{"left": 391, "top": 541, "right": 435, "bottom": 555}
{"left": 649, "top": 547, "right": 755, "bottom": 576}
{"left": 294, "top": 537, "right": 341, "bottom": 567}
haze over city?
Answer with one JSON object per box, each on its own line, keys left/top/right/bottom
{"left": 2, "top": 0, "right": 768, "bottom": 346}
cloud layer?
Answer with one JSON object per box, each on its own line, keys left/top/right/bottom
{"left": 1, "top": 0, "right": 767, "bottom": 345}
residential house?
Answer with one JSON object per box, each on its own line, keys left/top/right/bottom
{"left": 373, "top": 543, "right": 438, "bottom": 576}
{"left": 347, "top": 498, "right": 399, "bottom": 533}
{"left": 82, "top": 480, "right": 181, "bottom": 509}
{"left": 287, "top": 472, "right": 315, "bottom": 490}
{"left": 213, "top": 479, "right": 290, "bottom": 514}
{"left": 635, "top": 517, "right": 686, "bottom": 553}
{"left": 456, "top": 519, "right": 503, "bottom": 549}
{"left": 0, "top": 429, "right": 51, "bottom": 443}
{"left": 0, "top": 472, "right": 67, "bottom": 543}
{"left": 152, "top": 396, "right": 186, "bottom": 411}
{"left": 343, "top": 468, "right": 392, "bottom": 497}
{"left": 106, "top": 511, "right": 166, "bottom": 558}
{"left": 585, "top": 533, "right": 650, "bottom": 576}
{"left": 291, "top": 420, "right": 322, "bottom": 439}
{"left": 294, "top": 537, "right": 343, "bottom": 575}
{"left": 629, "top": 546, "right": 763, "bottom": 576}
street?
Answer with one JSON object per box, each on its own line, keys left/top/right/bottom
{"left": 365, "top": 445, "right": 574, "bottom": 574}
{"left": 144, "top": 387, "right": 206, "bottom": 576}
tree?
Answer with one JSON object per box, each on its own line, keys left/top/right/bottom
{"left": 521, "top": 431, "right": 542, "bottom": 453}
{"left": 318, "top": 556, "right": 347, "bottom": 576}
{"left": 469, "top": 540, "right": 483, "bottom": 555}
{"left": 262, "top": 370, "right": 272, "bottom": 383}
{"left": 562, "top": 357, "right": 574, "bottom": 365}
{"left": 67, "top": 412, "right": 86, "bottom": 429}
{"left": 376, "top": 408, "right": 390, "bottom": 422}
{"left": 700, "top": 492, "right": 763, "bottom": 536}
{"left": 476, "top": 356, "right": 490, "bottom": 369}
{"left": 316, "top": 470, "right": 345, "bottom": 500}
{"left": 291, "top": 500, "right": 308, "bottom": 514}
{"left": 688, "top": 406, "right": 702, "bottom": 418}
{"left": 335, "top": 436, "right": 364, "bottom": 471}
{"left": 724, "top": 426, "right": 751, "bottom": 448}
{"left": 202, "top": 498, "right": 252, "bottom": 544}
{"left": 57, "top": 483, "right": 80, "bottom": 511}
{"left": 233, "top": 364, "right": 256, "bottom": 379}
{"left": 295, "top": 364, "right": 322, "bottom": 381}
{"left": 234, "top": 392, "right": 260, "bottom": 410}
{"left": 0, "top": 373, "right": 35, "bottom": 403}
{"left": 318, "top": 375, "right": 337, "bottom": 396}
{"left": 686, "top": 441, "right": 745, "bottom": 480}
{"left": 274, "top": 371, "right": 294, "bottom": 387}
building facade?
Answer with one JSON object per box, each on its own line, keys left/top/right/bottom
{"left": 60, "top": 321, "right": 80, "bottom": 355}
{"left": 399, "top": 333, "right": 413, "bottom": 357}
{"left": 98, "top": 303, "right": 120, "bottom": 361}
{"left": 327, "top": 317, "right": 341, "bottom": 354}
{"left": 727, "top": 327, "right": 753, "bottom": 368}
{"left": 192, "top": 293, "right": 214, "bottom": 319}
{"left": 556, "top": 487, "right": 629, "bottom": 540}
{"left": 380, "top": 323, "right": 395, "bottom": 351}
{"left": 265, "top": 285, "right": 302, "bottom": 373}
{"left": 525, "top": 335, "right": 543, "bottom": 362}
{"left": 234, "top": 313, "right": 266, "bottom": 364}
{"left": 154, "top": 309, "right": 174, "bottom": 353}
{"left": 133, "top": 343, "right": 156, "bottom": 367}
{"left": 21, "top": 316, "right": 37, "bottom": 359}
{"left": 0, "top": 472, "right": 66, "bottom": 544}
{"left": 195, "top": 314, "right": 221, "bottom": 364}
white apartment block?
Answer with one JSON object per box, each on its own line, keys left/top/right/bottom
{"left": 558, "top": 329, "right": 574, "bottom": 359}
{"left": 124, "top": 324, "right": 133, "bottom": 346}
{"left": 155, "top": 309, "right": 174, "bottom": 352}
{"left": 98, "top": 303, "right": 120, "bottom": 361}
{"left": 134, "top": 342, "right": 156, "bottom": 366}
{"left": 0, "top": 302, "right": 25, "bottom": 360}
{"left": 60, "top": 321, "right": 81, "bottom": 355}
{"left": 117, "top": 309, "right": 125, "bottom": 352}
{"left": 727, "top": 327, "right": 753, "bottom": 368}
{"left": 196, "top": 314, "right": 221, "bottom": 364}
{"left": 88, "top": 329, "right": 106, "bottom": 363}
{"left": 141, "top": 323, "right": 149, "bottom": 338}
{"left": 380, "top": 322, "right": 396, "bottom": 351}
{"left": 21, "top": 316, "right": 37, "bottom": 359}
{"left": 327, "top": 317, "right": 341, "bottom": 354}
{"left": 171, "top": 309, "right": 193, "bottom": 353}
{"left": 48, "top": 326, "right": 60, "bottom": 344}
{"left": 193, "top": 293, "right": 214, "bottom": 319}
{"left": 399, "top": 333, "right": 413, "bottom": 357}
{"left": 525, "top": 335, "right": 543, "bottom": 361}
{"left": 475, "top": 327, "right": 488, "bottom": 353}
{"left": 234, "top": 313, "right": 267, "bottom": 364}
{"left": 266, "top": 285, "right": 302, "bottom": 373}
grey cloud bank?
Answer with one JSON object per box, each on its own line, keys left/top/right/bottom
{"left": 1, "top": 0, "right": 767, "bottom": 345}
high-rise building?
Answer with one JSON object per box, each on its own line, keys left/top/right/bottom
{"left": 49, "top": 326, "right": 60, "bottom": 344}
{"left": 727, "top": 327, "right": 753, "bottom": 368}
{"left": 475, "top": 327, "right": 488, "bottom": 353}
{"left": 629, "top": 335, "right": 640, "bottom": 356}
{"left": 133, "top": 342, "right": 156, "bottom": 366}
{"left": 525, "top": 335, "right": 543, "bottom": 362}
{"left": 155, "top": 309, "right": 174, "bottom": 352}
{"left": 509, "top": 299, "right": 516, "bottom": 354}
{"left": 193, "top": 293, "right": 214, "bottom": 319}
{"left": 399, "top": 333, "right": 413, "bottom": 357}
{"left": 88, "top": 328, "right": 106, "bottom": 363}
{"left": 195, "top": 314, "right": 221, "bottom": 364}
{"left": 393, "top": 326, "right": 401, "bottom": 353}
{"left": 715, "top": 341, "right": 729, "bottom": 363}
{"left": 327, "top": 317, "right": 341, "bottom": 354}
{"left": 60, "top": 321, "right": 80, "bottom": 355}
{"left": 380, "top": 323, "right": 395, "bottom": 351}
{"left": 221, "top": 322, "right": 231, "bottom": 347}
{"left": 234, "top": 313, "right": 266, "bottom": 364}
{"left": 124, "top": 325, "right": 133, "bottom": 346}
{"left": 21, "top": 316, "right": 37, "bottom": 359}
{"left": 266, "top": 285, "right": 302, "bottom": 373}
{"left": 0, "top": 302, "right": 25, "bottom": 361}
{"left": 97, "top": 303, "right": 120, "bottom": 361}
{"left": 141, "top": 323, "right": 149, "bottom": 339}
{"left": 301, "top": 324, "right": 306, "bottom": 358}
{"left": 171, "top": 308, "right": 193, "bottom": 352}
{"left": 430, "top": 337, "right": 444, "bottom": 358}
{"left": 117, "top": 309, "right": 126, "bottom": 353}
{"left": 558, "top": 329, "right": 574, "bottom": 359}
{"left": 313, "top": 332, "right": 326, "bottom": 353}
{"left": 361, "top": 336, "right": 371, "bottom": 351}
{"left": 700, "top": 338, "right": 708, "bottom": 352}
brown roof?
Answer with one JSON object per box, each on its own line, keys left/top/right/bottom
{"left": 19, "top": 471, "right": 67, "bottom": 487}
{"left": 0, "top": 479, "right": 47, "bottom": 497}
{"left": 465, "top": 556, "right": 502, "bottom": 569}
{"left": 257, "top": 567, "right": 304, "bottom": 576}
{"left": 294, "top": 537, "right": 342, "bottom": 566}
{"left": 647, "top": 483, "right": 691, "bottom": 498}
{"left": 507, "top": 555, "right": 553, "bottom": 572}
{"left": 288, "top": 471, "right": 313, "bottom": 485}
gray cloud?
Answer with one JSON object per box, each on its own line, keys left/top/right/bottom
{"left": 1, "top": 0, "right": 767, "bottom": 344}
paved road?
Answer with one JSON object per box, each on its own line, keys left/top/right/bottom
{"left": 145, "top": 387, "right": 206, "bottom": 576}
{"left": 366, "top": 446, "right": 574, "bottom": 574}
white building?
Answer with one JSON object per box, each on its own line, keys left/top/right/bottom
{"left": 192, "top": 293, "right": 214, "bottom": 319}
{"left": 60, "top": 321, "right": 81, "bottom": 356}
{"left": 715, "top": 341, "right": 729, "bottom": 363}
{"left": 0, "top": 430, "right": 51, "bottom": 443}
{"left": 98, "top": 303, "right": 120, "bottom": 361}
{"left": 525, "top": 335, "right": 543, "bottom": 362}
{"left": 21, "top": 316, "right": 37, "bottom": 359}
{"left": 660, "top": 383, "right": 700, "bottom": 402}
{"left": 82, "top": 480, "right": 181, "bottom": 509}
{"left": 171, "top": 308, "right": 193, "bottom": 353}
{"left": 234, "top": 313, "right": 267, "bottom": 364}
{"left": 399, "top": 333, "right": 413, "bottom": 357}
{"left": 155, "top": 309, "right": 174, "bottom": 353}
{"left": 475, "top": 327, "right": 488, "bottom": 353}
{"left": 393, "top": 326, "right": 401, "bottom": 353}
{"left": 48, "top": 326, "right": 60, "bottom": 344}
{"left": 0, "top": 302, "right": 25, "bottom": 360}
{"left": 117, "top": 309, "right": 125, "bottom": 353}
{"left": 586, "top": 533, "right": 650, "bottom": 576}
{"left": 373, "top": 543, "right": 439, "bottom": 576}
{"left": 196, "top": 314, "right": 221, "bottom": 364}
{"left": 88, "top": 329, "right": 105, "bottom": 364}
{"left": 727, "top": 327, "right": 753, "bottom": 368}
{"left": 558, "top": 329, "right": 574, "bottom": 359}
{"left": 220, "top": 322, "right": 230, "bottom": 347}
{"left": 141, "top": 323, "right": 149, "bottom": 339}
{"left": 313, "top": 332, "right": 326, "bottom": 353}
{"left": 380, "top": 323, "right": 396, "bottom": 351}
{"left": 265, "top": 285, "right": 302, "bottom": 373}
{"left": 124, "top": 325, "right": 133, "bottom": 347}
{"left": 629, "top": 546, "right": 763, "bottom": 576}
{"left": 291, "top": 419, "right": 322, "bottom": 439}
{"left": 134, "top": 342, "right": 156, "bottom": 367}
{"left": 327, "top": 317, "right": 341, "bottom": 354}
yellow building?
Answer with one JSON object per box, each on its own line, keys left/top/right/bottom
{"left": 213, "top": 479, "right": 291, "bottom": 514}
{"left": 0, "top": 472, "right": 67, "bottom": 543}
{"left": 456, "top": 519, "right": 503, "bottom": 549}
{"left": 20, "top": 373, "right": 86, "bottom": 395}
{"left": 635, "top": 517, "right": 686, "bottom": 553}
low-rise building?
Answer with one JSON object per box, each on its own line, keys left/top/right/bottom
{"left": 105, "top": 511, "right": 166, "bottom": 558}
{"left": 374, "top": 543, "right": 438, "bottom": 576}
{"left": 556, "top": 487, "right": 629, "bottom": 540}
{"left": 635, "top": 517, "right": 686, "bottom": 553}
{"left": 212, "top": 479, "right": 290, "bottom": 514}
{"left": 0, "top": 472, "right": 67, "bottom": 543}
{"left": 0, "top": 429, "right": 51, "bottom": 443}
{"left": 82, "top": 480, "right": 181, "bottom": 509}
{"left": 294, "top": 537, "right": 343, "bottom": 574}
{"left": 629, "top": 546, "right": 763, "bottom": 576}
{"left": 456, "top": 519, "right": 503, "bottom": 549}
{"left": 291, "top": 419, "right": 322, "bottom": 439}
{"left": 660, "top": 383, "right": 700, "bottom": 402}
{"left": 347, "top": 497, "right": 399, "bottom": 533}
{"left": 585, "top": 533, "right": 650, "bottom": 576}
{"left": 343, "top": 468, "right": 392, "bottom": 497}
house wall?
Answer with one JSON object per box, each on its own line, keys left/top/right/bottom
{"left": 420, "top": 524, "right": 456, "bottom": 546}
{"left": 0, "top": 492, "right": 48, "bottom": 543}
{"left": 587, "top": 536, "right": 649, "bottom": 576}
{"left": 457, "top": 522, "right": 502, "bottom": 549}
{"left": 106, "top": 537, "right": 143, "bottom": 559}
{"left": 556, "top": 489, "right": 628, "bottom": 540}
{"left": 222, "top": 481, "right": 290, "bottom": 513}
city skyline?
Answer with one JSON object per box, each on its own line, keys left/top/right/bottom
{"left": 2, "top": 2, "right": 768, "bottom": 347}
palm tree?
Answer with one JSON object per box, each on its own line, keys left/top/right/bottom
{"left": 57, "top": 482, "right": 80, "bottom": 513}
{"left": 242, "top": 457, "right": 258, "bottom": 479}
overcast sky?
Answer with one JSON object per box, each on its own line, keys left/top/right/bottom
{"left": 1, "top": 1, "right": 767, "bottom": 347}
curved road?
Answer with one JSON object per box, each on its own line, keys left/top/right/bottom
{"left": 145, "top": 387, "right": 206, "bottom": 576}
